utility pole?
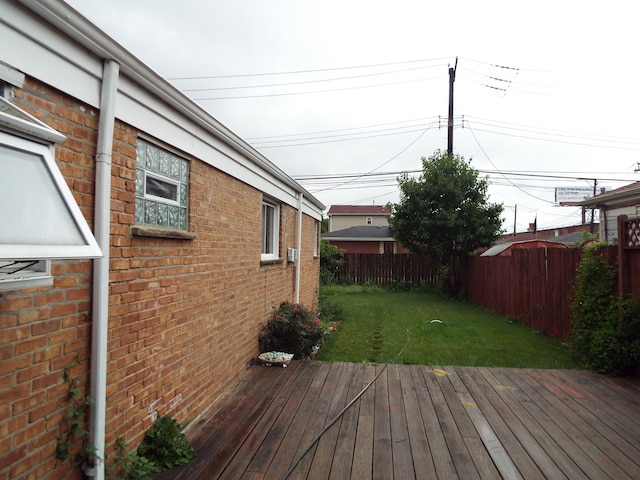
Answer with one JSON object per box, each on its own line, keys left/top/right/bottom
{"left": 447, "top": 57, "right": 458, "bottom": 155}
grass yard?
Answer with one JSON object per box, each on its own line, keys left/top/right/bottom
{"left": 316, "top": 285, "right": 583, "bottom": 369}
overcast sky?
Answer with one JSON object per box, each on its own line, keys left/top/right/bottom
{"left": 66, "top": 0, "right": 640, "bottom": 233}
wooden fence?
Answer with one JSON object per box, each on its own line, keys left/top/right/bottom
{"left": 334, "top": 244, "right": 640, "bottom": 342}
{"left": 461, "top": 248, "right": 585, "bottom": 340}
{"left": 334, "top": 253, "right": 439, "bottom": 287}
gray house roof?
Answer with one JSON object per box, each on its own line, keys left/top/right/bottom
{"left": 322, "top": 225, "right": 394, "bottom": 241}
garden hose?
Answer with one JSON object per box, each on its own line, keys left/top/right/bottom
{"left": 280, "top": 329, "right": 411, "bottom": 480}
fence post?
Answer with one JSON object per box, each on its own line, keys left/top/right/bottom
{"left": 618, "top": 215, "right": 627, "bottom": 299}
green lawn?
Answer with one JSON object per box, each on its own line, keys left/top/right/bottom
{"left": 316, "top": 285, "right": 583, "bottom": 369}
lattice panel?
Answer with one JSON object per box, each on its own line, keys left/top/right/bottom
{"left": 623, "top": 219, "right": 640, "bottom": 248}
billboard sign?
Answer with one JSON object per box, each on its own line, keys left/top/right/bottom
{"left": 555, "top": 186, "right": 610, "bottom": 204}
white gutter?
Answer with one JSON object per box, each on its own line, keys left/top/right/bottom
{"left": 88, "top": 59, "right": 119, "bottom": 480}
{"left": 295, "top": 192, "right": 303, "bottom": 304}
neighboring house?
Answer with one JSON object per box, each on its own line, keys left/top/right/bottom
{"left": 324, "top": 204, "right": 408, "bottom": 253}
{"left": 322, "top": 225, "right": 408, "bottom": 254}
{"left": 0, "top": 2, "right": 324, "bottom": 480}
{"left": 327, "top": 204, "right": 390, "bottom": 231}
{"left": 579, "top": 182, "right": 640, "bottom": 244}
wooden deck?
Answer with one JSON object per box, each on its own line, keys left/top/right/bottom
{"left": 157, "top": 361, "right": 640, "bottom": 479}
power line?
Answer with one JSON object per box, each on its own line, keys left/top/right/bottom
{"left": 192, "top": 75, "right": 443, "bottom": 100}
{"left": 180, "top": 64, "right": 445, "bottom": 92}
{"left": 312, "top": 121, "right": 437, "bottom": 193}
{"left": 245, "top": 116, "right": 440, "bottom": 141}
{"left": 167, "top": 56, "right": 452, "bottom": 80}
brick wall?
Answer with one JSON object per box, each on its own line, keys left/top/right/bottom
{"left": 0, "top": 76, "right": 320, "bottom": 479}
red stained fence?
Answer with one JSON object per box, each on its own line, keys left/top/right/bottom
{"left": 336, "top": 228, "right": 640, "bottom": 342}
{"left": 461, "top": 248, "right": 584, "bottom": 341}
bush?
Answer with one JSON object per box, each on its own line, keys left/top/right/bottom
{"left": 136, "top": 415, "right": 195, "bottom": 473}
{"left": 572, "top": 244, "right": 640, "bottom": 375}
{"left": 318, "top": 294, "right": 344, "bottom": 323}
{"left": 259, "top": 302, "right": 326, "bottom": 359}
{"left": 320, "top": 240, "right": 343, "bottom": 284}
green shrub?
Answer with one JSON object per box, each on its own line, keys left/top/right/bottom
{"left": 318, "top": 294, "right": 344, "bottom": 323}
{"left": 107, "top": 437, "right": 157, "bottom": 480}
{"left": 136, "top": 415, "right": 195, "bottom": 473}
{"left": 320, "top": 240, "right": 343, "bottom": 284}
{"left": 572, "top": 244, "right": 640, "bottom": 375}
{"left": 259, "top": 302, "right": 325, "bottom": 359}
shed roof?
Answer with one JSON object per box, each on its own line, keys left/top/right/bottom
{"left": 481, "top": 239, "right": 570, "bottom": 256}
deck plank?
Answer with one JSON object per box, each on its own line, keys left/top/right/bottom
{"left": 409, "top": 365, "right": 458, "bottom": 479}
{"left": 161, "top": 363, "right": 640, "bottom": 480}
{"left": 434, "top": 367, "right": 499, "bottom": 479}
{"left": 398, "top": 365, "right": 438, "bottom": 480}
{"left": 476, "top": 367, "right": 570, "bottom": 480}
{"left": 328, "top": 363, "right": 364, "bottom": 480}
{"left": 244, "top": 362, "right": 320, "bottom": 476}
{"left": 194, "top": 364, "right": 300, "bottom": 480}
{"left": 287, "top": 362, "right": 344, "bottom": 480}
{"left": 263, "top": 362, "right": 333, "bottom": 480}
{"left": 350, "top": 365, "right": 377, "bottom": 480}
{"left": 458, "top": 367, "right": 547, "bottom": 480}
{"left": 421, "top": 366, "right": 481, "bottom": 480}
{"left": 372, "top": 365, "right": 393, "bottom": 480}
{"left": 308, "top": 362, "right": 356, "bottom": 480}
{"left": 387, "top": 365, "right": 416, "bottom": 480}
{"left": 493, "top": 368, "right": 604, "bottom": 480}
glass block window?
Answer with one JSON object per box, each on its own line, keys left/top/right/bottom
{"left": 135, "top": 138, "right": 189, "bottom": 230}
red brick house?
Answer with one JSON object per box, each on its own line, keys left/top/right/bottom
{"left": 0, "top": 2, "right": 324, "bottom": 479}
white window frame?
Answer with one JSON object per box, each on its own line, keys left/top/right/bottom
{"left": 0, "top": 98, "right": 101, "bottom": 255}
{"left": 313, "top": 221, "right": 319, "bottom": 257}
{"left": 0, "top": 96, "right": 101, "bottom": 291}
{"left": 144, "top": 172, "right": 181, "bottom": 206}
{"left": 261, "top": 198, "right": 280, "bottom": 261}
{"left": 366, "top": 217, "right": 373, "bottom": 225}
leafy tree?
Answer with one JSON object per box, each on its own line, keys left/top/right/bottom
{"left": 390, "top": 150, "right": 504, "bottom": 294}
{"left": 320, "top": 239, "right": 343, "bottom": 284}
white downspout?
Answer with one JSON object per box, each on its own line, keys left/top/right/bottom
{"left": 89, "top": 59, "right": 119, "bottom": 480}
{"left": 295, "top": 192, "right": 303, "bottom": 304}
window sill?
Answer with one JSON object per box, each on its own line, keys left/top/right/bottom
{"left": 260, "top": 258, "right": 284, "bottom": 266}
{"left": 131, "top": 225, "right": 197, "bottom": 240}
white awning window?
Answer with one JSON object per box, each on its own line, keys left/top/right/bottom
{"left": 0, "top": 96, "right": 102, "bottom": 261}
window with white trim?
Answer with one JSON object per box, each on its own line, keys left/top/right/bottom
{"left": 366, "top": 217, "right": 372, "bottom": 225}
{"left": 313, "top": 221, "right": 319, "bottom": 257}
{"left": 135, "top": 138, "right": 189, "bottom": 230}
{"left": 0, "top": 95, "right": 101, "bottom": 291}
{"left": 261, "top": 198, "right": 280, "bottom": 261}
